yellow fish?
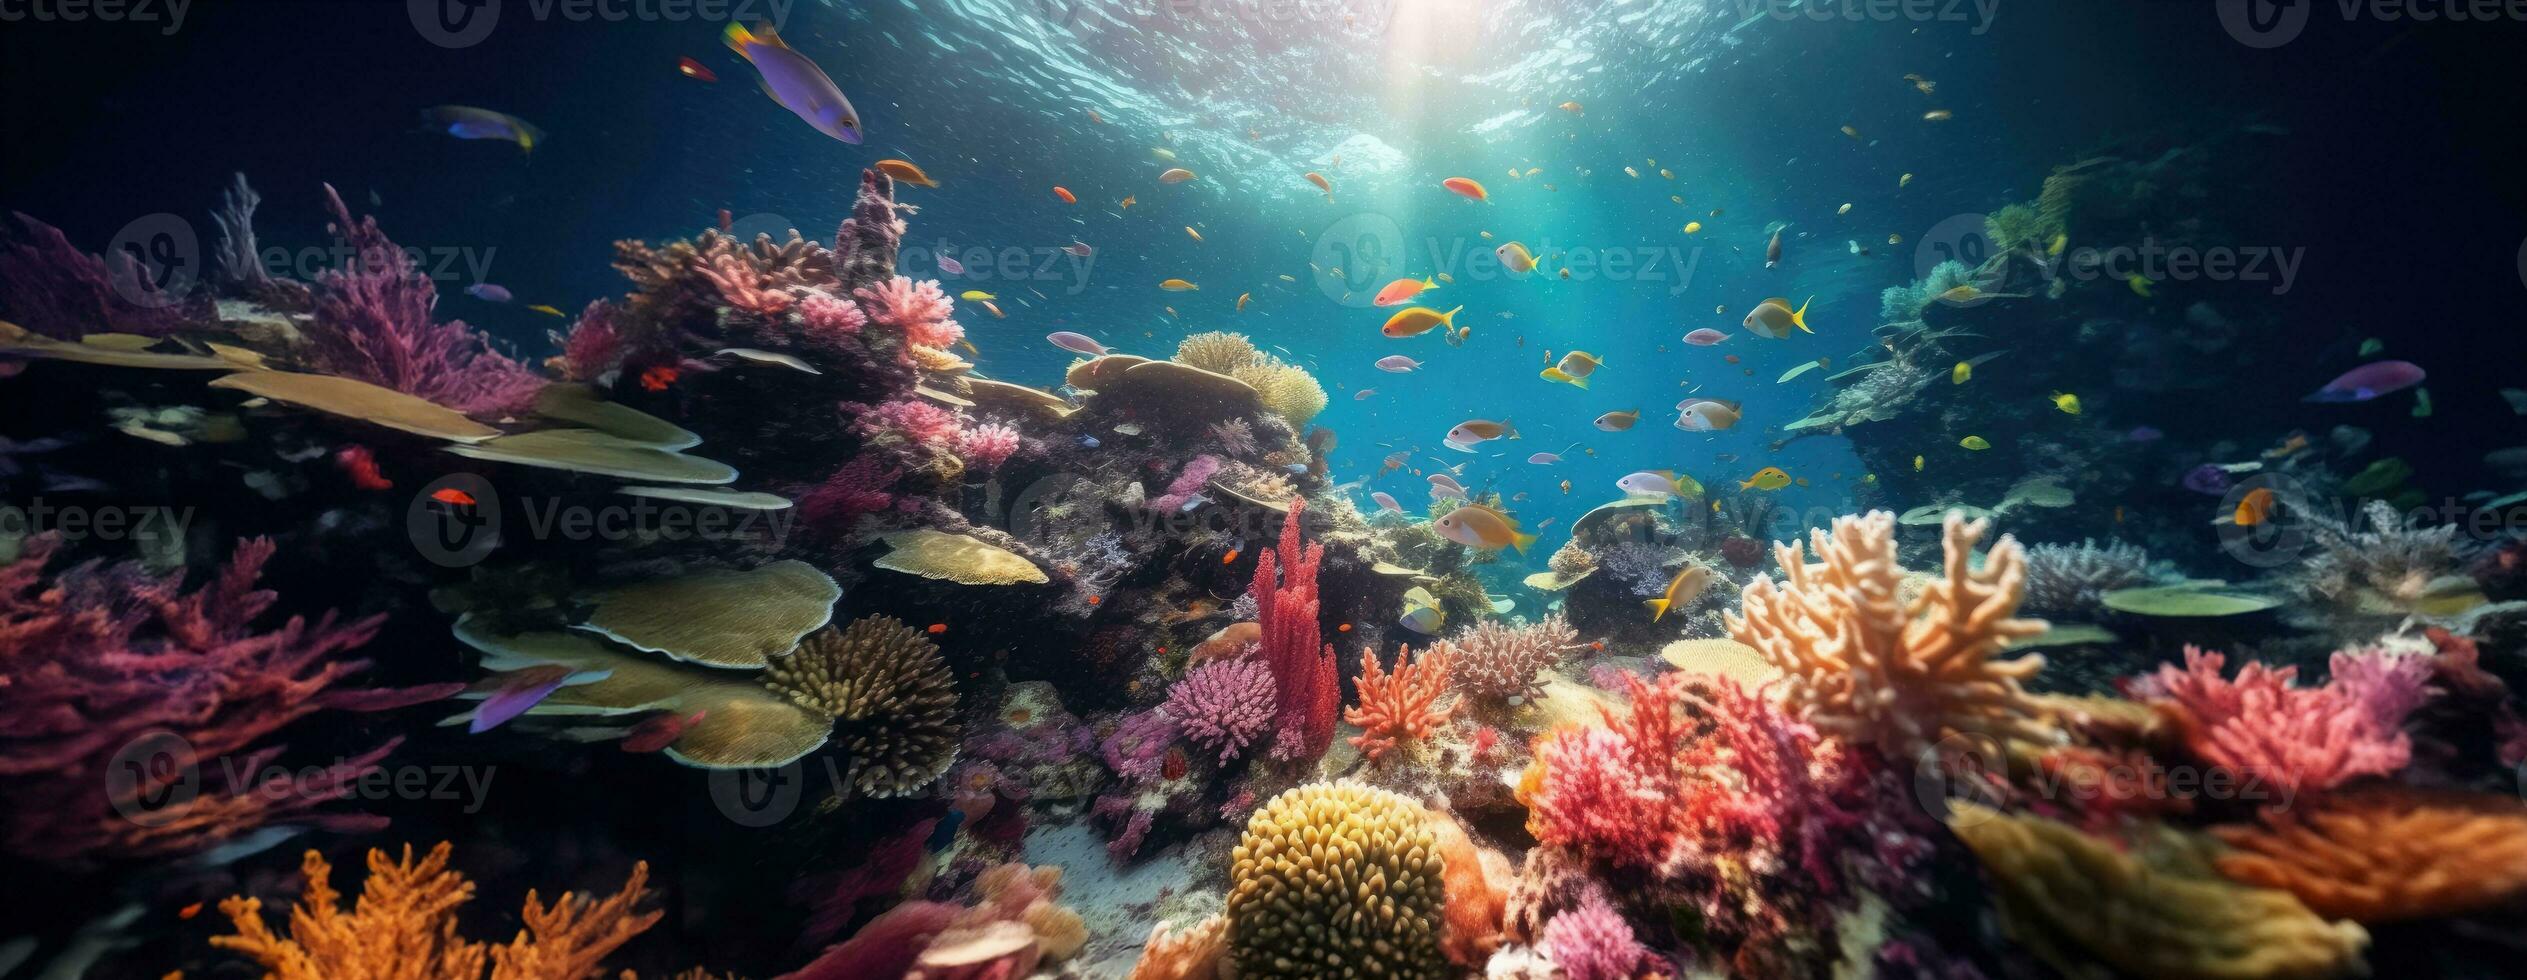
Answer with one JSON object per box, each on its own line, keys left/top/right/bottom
{"left": 960, "top": 290, "right": 996, "bottom": 302}
{"left": 1960, "top": 435, "right": 1991, "bottom": 450}
{"left": 1159, "top": 279, "right": 1199, "bottom": 292}
{"left": 1840, "top": 125, "right": 1862, "bottom": 140}
{"left": 1382, "top": 305, "right": 1463, "bottom": 338}
{"left": 1899, "top": 172, "right": 1914, "bottom": 187}
{"left": 525, "top": 303, "right": 566, "bottom": 317}
{"left": 2048, "top": 233, "right": 2067, "bottom": 256}
{"left": 1742, "top": 296, "right": 1813, "bottom": 338}
{"left": 2049, "top": 392, "right": 2081, "bottom": 415}
{"left": 1236, "top": 292, "right": 1252, "bottom": 312}
{"left": 1644, "top": 564, "right": 1714, "bottom": 622}
{"left": 1914, "top": 455, "right": 1925, "bottom": 472}
{"left": 1888, "top": 234, "right": 1902, "bottom": 245}
{"left": 1739, "top": 466, "right": 1792, "bottom": 491}
{"left": 1496, "top": 241, "right": 1539, "bottom": 275}
{"left": 1952, "top": 361, "right": 1972, "bottom": 384}
{"left": 1625, "top": 166, "right": 1640, "bottom": 178}
{"left": 1540, "top": 351, "right": 1603, "bottom": 389}
{"left": 2126, "top": 274, "right": 2153, "bottom": 297}
{"left": 1938, "top": 284, "right": 1981, "bottom": 303}
{"left": 1683, "top": 221, "right": 1703, "bottom": 234}
{"left": 1185, "top": 226, "right": 1203, "bottom": 242}
{"left": 1434, "top": 504, "right": 1538, "bottom": 553}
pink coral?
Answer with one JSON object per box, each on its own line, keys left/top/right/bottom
{"left": 305, "top": 184, "right": 543, "bottom": 415}
{"left": 0, "top": 212, "right": 209, "bottom": 338}
{"left": 1252, "top": 498, "right": 1340, "bottom": 761}
{"left": 855, "top": 398, "right": 964, "bottom": 447}
{"left": 798, "top": 456, "right": 902, "bottom": 530}
{"left": 956, "top": 422, "right": 1022, "bottom": 471}
{"left": 1443, "top": 614, "right": 1578, "bottom": 705}
{"left": 554, "top": 299, "right": 625, "bottom": 383}
{"left": 855, "top": 275, "right": 965, "bottom": 348}
{"left": 1540, "top": 892, "right": 1649, "bottom": 980}
{"left": 0, "top": 534, "right": 459, "bottom": 865}
{"left": 1150, "top": 455, "right": 1222, "bottom": 513}
{"left": 2143, "top": 645, "right": 2418, "bottom": 808}
{"left": 698, "top": 248, "right": 797, "bottom": 316}
{"left": 798, "top": 288, "right": 869, "bottom": 338}
{"left": 1163, "top": 660, "right": 1276, "bottom": 763}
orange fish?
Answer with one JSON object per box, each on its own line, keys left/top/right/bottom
{"left": 2235, "top": 487, "right": 2277, "bottom": 526}
{"left": 1158, "top": 167, "right": 1196, "bottom": 184}
{"left": 927, "top": 623, "right": 948, "bottom": 634}
{"left": 874, "top": 159, "right": 938, "bottom": 188}
{"left": 1337, "top": 622, "right": 1353, "bottom": 632}
{"left": 1373, "top": 276, "right": 1436, "bottom": 307}
{"left": 1087, "top": 595, "right": 1102, "bottom": 606}
{"left": 1053, "top": 186, "right": 1077, "bottom": 204}
{"left": 981, "top": 300, "right": 1005, "bottom": 318}
{"left": 1119, "top": 195, "right": 1136, "bottom": 209}
{"left": 1441, "top": 177, "right": 1489, "bottom": 202}
{"left": 1087, "top": 109, "right": 1105, "bottom": 124}
{"left": 430, "top": 488, "right": 477, "bottom": 507}
{"left": 1222, "top": 549, "right": 1240, "bottom": 565}
{"left": 1723, "top": 354, "right": 1740, "bottom": 364}
{"left": 1236, "top": 292, "right": 1251, "bottom": 312}
{"left": 1305, "top": 171, "right": 1333, "bottom": 200}
{"left": 640, "top": 365, "right": 678, "bottom": 391}
{"left": 676, "top": 56, "right": 717, "bottom": 82}
{"left": 178, "top": 902, "right": 203, "bottom": 920}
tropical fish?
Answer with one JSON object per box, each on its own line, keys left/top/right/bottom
{"left": 1765, "top": 226, "right": 1784, "bottom": 267}
{"left": 1625, "top": 166, "right": 1641, "bottom": 179}
{"left": 639, "top": 365, "right": 679, "bottom": 392}
{"left": 432, "top": 487, "right": 479, "bottom": 507}
{"left": 471, "top": 665, "right": 576, "bottom": 734}
{"left": 1905, "top": 72, "right": 1936, "bottom": 94}
{"left": 1442, "top": 177, "right": 1489, "bottom": 201}
{"left": 2304, "top": 361, "right": 2425, "bottom": 403}
{"left": 876, "top": 159, "right": 939, "bottom": 187}
{"left": 1840, "top": 124, "right": 1862, "bottom": 140}
{"left": 1375, "top": 355, "right": 1421, "bottom": 373}
{"left": 1741, "top": 296, "right": 1813, "bottom": 338}
{"left": 1434, "top": 504, "right": 1538, "bottom": 553}
{"left": 676, "top": 56, "right": 718, "bottom": 82}
{"left": 1399, "top": 604, "right": 1446, "bottom": 634}
{"left": 1445, "top": 418, "right": 1517, "bottom": 446}
{"left": 1151, "top": 147, "right": 1177, "bottom": 161}
{"left": 1382, "top": 305, "right": 1463, "bottom": 338}
{"left": 1063, "top": 241, "right": 1093, "bottom": 257}
{"left": 1914, "top": 455, "right": 1925, "bottom": 472}
{"left": 1683, "top": 328, "right": 1728, "bottom": 346}
{"left": 1952, "top": 361, "right": 1972, "bottom": 384}
{"left": 1616, "top": 469, "right": 1701, "bottom": 499}
{"left": 980, "top": 300, "right": 1005, "bottom": 318}
{"left": 1593, "top": 409, "right": 1641, "bottom": 432}
{"left": 1496, "top": 241, "right": 1539, "bottom": 275}
{"left": 1158, "top": 168, "right": 1197, "bottom": 184}
{"left": 1047, "top": 332, "right": 1108, "bottom": 355}
{"left": 1354, "top": 388, "right": 1377, "bottom": 401}
{"left": 1739, "top": 467, "right": 1791, "bottom": 491}
{"left": 1371, "top": 491, "right": 1403, "bottom": 513}
{"left": 723, "top": 23, "right": 861, "bottom": 143}
{"left": 2126, "top": 274, "right": 2153, "bottom": 297}
{"left": 465, "top": 283, "right": 512, "bottom": 303}
{"left": 1236, "top": 292, "right": 1252, "bottom": 312}
{"left": 1305, "top": 171, "right": 1334, "bottom": 200}
{"left": 1683, "top": 221, "right": 1703, "bottom": 234}
{"left": 2050, "top": 392, "right": 2082, "bottom": 415}
{"left": 1540, "top": 350, "right": 1603, "bottom": 389}
{"left": 2235, "top": 487, "right": 2277, "bottom": 527}
{"left": 1558, "top": 101, "right": 1584, "bottom": 113}
{"left": 1960, "top": 435, "right": 1991, "bottom": 450}
{"left": 1374, "top": 276, "right": 1437, "bottom": 307}
{"left": 960, "top": 290, "right": 996, "bottom": 302}
{"left": 1119, "top": 195, "right": 1136, "bottom": 209}
{"left": 525, "top": 303, "right": 565, "bottom": 318}
{"left": 1899, "top": 172, "right": 1914, "bottom": 187}
{"left": 1837, "top": 203, "right": 1853, "bottom": 215}
{"left": 420, "top": 105, "right": 544, "bottom": 151}
{"left": 1674, "top": 400, "right": 1741, "bottom": 432}
{"left": 1185, "top": 226, "right": 1204, "bottom": 242}
{"left": 1923, "top": 109, "right": 1953, "bottom": 121}
{"left": 1159, "top": 279, "right": 1200, "bottom": 291}
{"left": 1939, "top": 285, "right": 1981, "bottom": 303}
{"left": 2048, "top": 233, "right": 2068, "bottom": 256}
{"left": 1644, "top": 565, "right": 1714, "bottom": 622}
{"left": 1053, "top": 186, "right": 1077, "bottom": 204}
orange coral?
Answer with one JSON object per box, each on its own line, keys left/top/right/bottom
{"left": 1345, "top": 644, "right": 1457, "bottom": 760}
{"left": 2213, "top": 786, "right": 2527, "bottom": 923}
{"left": 1127, "top": 915, "right": 1226, "bottom": 980}
{"left": 1429, "top": 810, "right": 1510, "bottom": 968}
{"left": 211, "top": 842, "right": 660, "bottom": 980}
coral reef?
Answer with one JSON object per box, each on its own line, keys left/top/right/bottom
{"left": 762, "top": 616, "right": 962, "bottom": 797}
{"left": 2211, "top": 785, "right": 2527, "bottom": 923}
{"left": 2137, "top": 645, "right": 2421, "bottom": 806}
{"left": 1252, "top": 498, "right": 1341, "bottom": 761}
{"left": 305, "top": 185, "right": 545, "bottom": 415}
{"left": 1441, "top": 614, "right": 1579, "bottom": 706}
{"left": 2020, "top": 538, "right": 2159, "bottom": 616}
{"left": 1163, "top": 659, "right": 1276, "bottom": 763}
{"left": 1345, "top": 644, "right": 1457, "bottom": 761}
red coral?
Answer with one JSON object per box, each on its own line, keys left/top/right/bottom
{"left": 0, "top": 535, "right": 458, "bottom": 865}
{"left": 553, "top": 299, "right": 626, "bottom": 383}
{"left": 305, "top": 184, "right": 543, "bottom": 415}
{"left": 2143, "top": 646, "right": 2418, "bottom": 809}
{"left": 854, "top": 276, "right": 965, "bottom": 349}
{"left": 797, "top": 456, "right": 902, "bottom": 531}
{"left": 1252, "top": 497, "right": 1339, "bottom": 761}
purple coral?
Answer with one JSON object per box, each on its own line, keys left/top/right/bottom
{"left": 0, "top": 212, "right": 208, "bottom": 338}
{"left": 1100, "top": 709, "right": 1181, "bottom": 784}
{"left": 1150, "top": 454, "right": 1222, "bottom": 513}
{"left": 854, "top": 276, "right": 964, "bottom": 349}
{"left": 554, "top": 299, "right": 625, "bottom": 383}
{"left": 1540, "top": 892, "right": 1649, "bottom": 980}
{"left": 1163, "top": 660, "right": 1277, "bottom": 763}
{"left": 304, "top": 184, "right": 543, "bottom": 415}
{"left": 955, "top": 422, "right": 1022, "bottom": 471}
{"left": 798, "top": 456, "right": 902, "bottom": 530}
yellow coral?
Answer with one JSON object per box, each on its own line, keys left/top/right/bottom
{"left": 211, "top": 842, "right": 660, "bottom": 980}
{"left": 1230, "top": 356, "right": 1328, "bottom": 426}
{"left": 1226, "top": 783, "right": 1451, "bottom": 980}
{"left": 1949, "top": 804, "right": 2368, "bottom": 980}
{"left": 1726, "top": 510, "right": 2056, "bottom": 762}
{"left": 1173, "top": 330, "right": 1260, "bottom": 373}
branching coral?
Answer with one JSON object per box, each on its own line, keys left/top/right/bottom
{"left": 1129, "top": 916, "right": 1226, "bottom": 980}
{"left": 855, "top": 275, "right": 964, "bottom": 349}
{"left": 0, "top": 534, "right": 456, "bottom": 865}
{"left": 1540, "top": 892, "right": 1649, "bottom": 980}
{"left": 1726, "top": 510, "right": 2055, "bottom": 763}
{"left": 1204, "top": 417, "right": 1259, "bottom": 457}
{"left": 1946, "top": 803, "right": 2369, "bottom": 980}
{"left": 305, "top": 184, "right": 544, "bottom": 415}
{"left": 1253, "top": 498, "right": 1341, "bottom": 761}
{"left": 796, "top": 455, "right": 903, "bottom": 531}
{"left": 1225, "top": 783, "right": 1450, "bottom": 980}
{"left": 1164, "top": 659, "right": 1276, "bottom": 763}
{"left": 2020, "top": 539, "right": 2157, "bottom": 616}
{"left": 211, "top": 841, "right": 659, "bottom": 979}
{"left": 1442, "top": 614, "right": 1578, "bottom": 705}
{"left": 2138, "top": 646, "right": 2420, "bottom": 807}
{"left": 2212, "top": 785, "right": 2527, "bottom": 924}
{"left": 552, "top": 300, "right": 625, "bottom": 383}
{"left": 1345, "top": 644, "right": 1457, "bottom": 760}
{"left": 762, "top": 616, "right": 960, "bottom": 797}
{"left": 954, "top": 422, "right": 1021, "bottom": 471}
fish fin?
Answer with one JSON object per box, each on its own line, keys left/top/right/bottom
{"left": 1540, "top": 368, "right": 1573, "bottom": 385}
{"left": 1644, "top": 597, "right": 1669, "bottom": 622}
{"left": 721, "top": 22, "right": 757, "bottom": 54}
{"left": 1441, "top": 305, "right": 1463, "bottom": 327}
{"left": 1570, "top": 376, "right": 1589, "bottom": 390}
{"left": 1792, "top": 296, "right": 1814, "bottom": 333}
{"left": 1512, "top": 532, "right": 1539, "bottom": 555}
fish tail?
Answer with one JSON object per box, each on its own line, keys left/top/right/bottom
{"left": 1503, "top": 416, "right": 1518, "bottom": 439}
{"left": 1644, "top": 597, "right": 1670, "bottom": 622}
{"left": 1792, "top": 296, "right": 1814, "bottom": 333}
{"left": 1440, "top": 305, "right": 1463, "bottom": 327}
{"left": 722, "top": 22, "right": 756, "bottom": 54}
{"left": 1511, "top": 532, "right": 1539, "bottom": 555}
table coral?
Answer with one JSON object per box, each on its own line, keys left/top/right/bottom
{"left": 1726, "top": 510, "right": 2056, "bottom": 763}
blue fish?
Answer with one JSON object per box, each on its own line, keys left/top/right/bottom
{"left": 465, "top": 283, "right": 513, "bottom": 303}
{"left": 1078, "top": 435, "right": 1101, "bottom": 449}
{"left": 724, "top": 23, "right": 862, "bottom": 144}
{"left": 419, "top": 105, "right": 544, "bottom": 152}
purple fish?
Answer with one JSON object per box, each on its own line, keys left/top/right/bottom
{"left": 724, "top": 23, "right": 862, "bottom": 143}
{"left": 2305, "top": 360, "right": 2425, "bottom": 403}
{"left": 1372, "top": 491, "right": 1402, "bottom": 512}
{"left": 470, "top": 665, "right": 575, "bottom": 733}
{"left": 2126, "top": 425, "right": 2164, "bottom": 443}
{"left": 2181, "top": 463, "right": 2233, "bottom": 496}
{"left": 1047, "top": 331, "right": 1108, "bottom": 356}
{"left": 465, "top": 283, "right": 513, "bottom": 303}
{"left": 1375, "top": 355, "right": 1421, "bottom": 373}
{"left": 1683, "top": 328, "right": 1728, "bottom": 346}
{"left": 1355, "top": 388, "right": 1377, "bottom": 400}
{"left": 938, "top": 253, "right": 966, "bottom": 275}
{"left": 420, "top": 105, "right": 545, "bottom": 151}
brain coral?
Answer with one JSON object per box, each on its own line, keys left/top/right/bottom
{"left": 1225, "top": 783, "right": 1451, "bottom": 980}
